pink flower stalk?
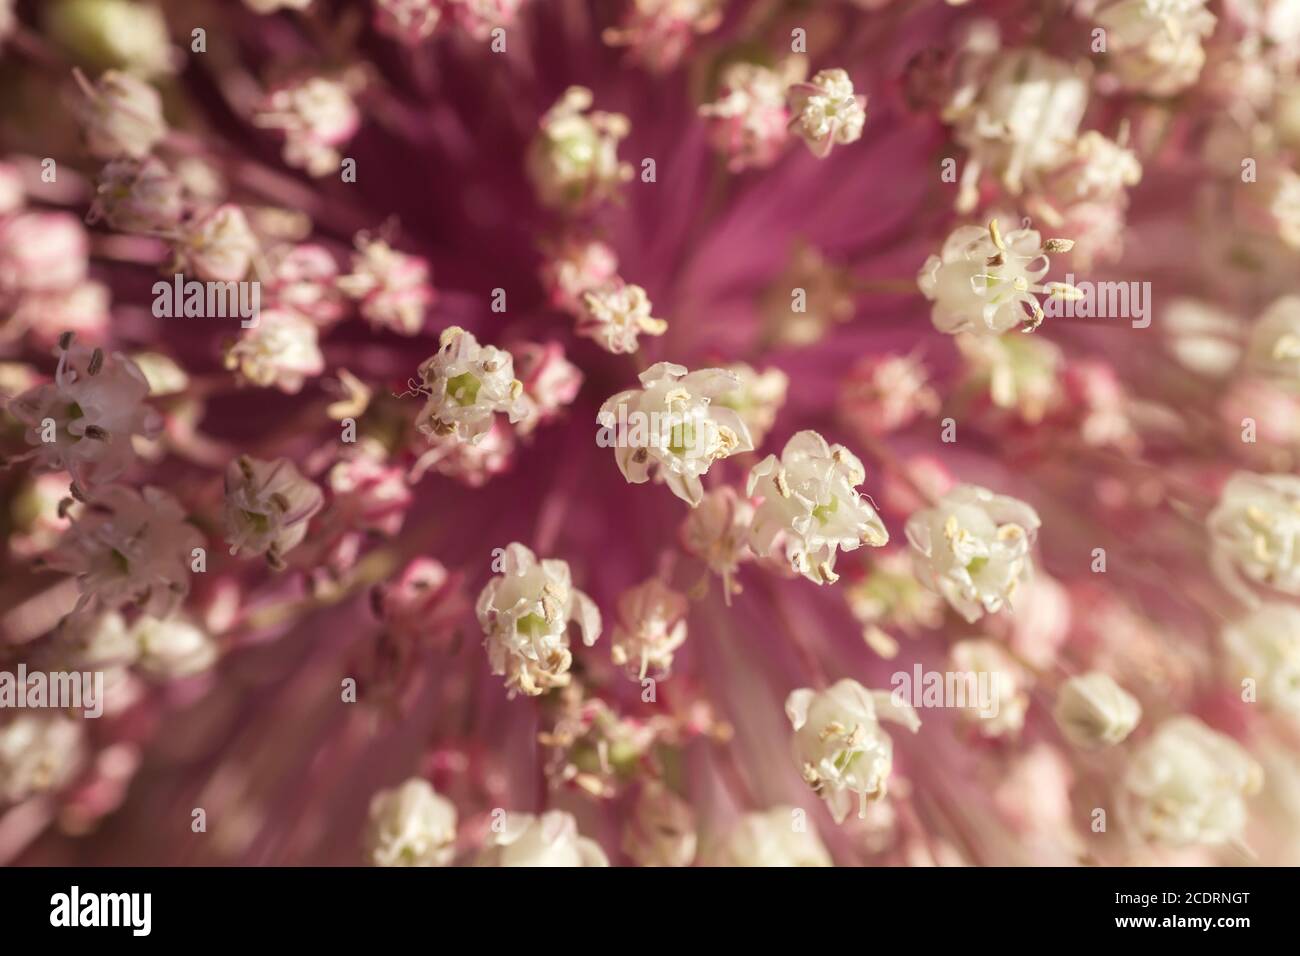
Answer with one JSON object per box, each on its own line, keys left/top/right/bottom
{"left": 1, "top": 0, "right": 1298, "bottom": 871}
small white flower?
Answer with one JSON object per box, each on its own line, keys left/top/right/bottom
{"left": 416, "top": 327, "right": 525, "bottom": 444}
{"left": 622, "top": 781, "right": 697, "bottom": 867}
{"left": 224, "top": 308, "right": 325, "bottom": 394}
{"left": 747, "top": 430, "right": 888, "bottom": 585}
{"left": 58, "top": 610, "right": 138, "bottom": 669}
{"left": 7, "top": 339, "right": 160, "bottom": 490}
{"left": 1054, "top": 671, "right": 1142, "bottom": 749}
{"left": 254, "top": 75, "right": 360, "bottom": 177}
{"left": 177, "top": 204, "right": 259, "bottom": 282}
{"left": 476, "top": 543, "right": 601, "bottom": 697}
{"left": 610, "top": 578, "right": 689, "bottom": 680}
{"left": 598, "top": 363, "right": 753, "bottom": 508}
{"left": 133, "top": 615, "right": 219, "bottom": 679}
{"left": 703, "top": 806, "right": 833, "bottom": 867}
{"left": 950, "top": 50, "right": 1090, "bottom": 197}
{"left": 224, "top": 455, "right": 324, "bottom": 568}
{"left": 699, "top": 58, "right": 805, "bottom": 172}
{"left": 917, "top": 218, "right": 1076, "bottom": 336}
{"left": 1222, "top": 603, "right": 1300, "bottom": 714}
{"left": 1207, "top": 472, "right": 1300, "bottom": 601}
{"left": 1094, "top": 0, "right": 1216, "bottom": 96}
{"left": 905, "top": 484, "right": 1041, "bottom": 623}
{"left": 0, "top": 714, "right": 86, "bottom": 805}
{"left": 337, "top": 235, "right": 435, "bottom": 336}
{"left": 475, "top": 810, "right": 609, "bottom": 866}
{"left": 577, "top": 281, "right": 668, "bottom": 354}
{"left": 678, "top": 486, "right": 754, "bottom": 601}
{"left": 718, "top": 363, "right": 788, "bottom": 448}
{"left": 365, "top": 778, "right": 458, "bottom": 867}
{"left": 76, "top": 69, "right": 167, "bottom": 160}
{"left": 948, "top": 638, "right": 1029, "bottom": 739}
{"left": 1245, "top": 296, "right": 1300, "bottom": 390}
{"left": 48, "top": 484, "right": 202, "bottom": 618}
{"left": 787, "top": 68, "right": 867, "bottom": 158}
{"left": 785, "top": 677, "right": 920, "bottom": 823}
{"left": 526, "top": 86, "right": 632, "bottom": 212}
{"left": 1124, "top": 716, "right": 1262, "bottom": 848}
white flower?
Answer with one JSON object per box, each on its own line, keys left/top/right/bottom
{"left": 704, "top": 806, "right": 833, "bottom": 866}
{"left": 699, "top": 59, "right": 803, "bottom": 172}
{"left": 1222, "top": 603, "right": 1300, "bottom": 714}
{"left": 598, "top": 363, "right": 753, "bottom": 508}
{"left": 133, "top": 615, "right": 219, "bottom": 679}
{"left": 905, "top": 484, "right": 1041, "bottom": 623}
{"left": 475, "top": 810, "right": 609, "bottom": 866}
{"left": 786, "top": 678, "right": 920, "bottom": 823}
{"left": 678, "top": 486, "right": 754, "bottom": 601}
{"left": 1208, "top": 472, "right": 1300, "bottom": 600}
{"left": 623, "top": 781, "right": 697, "bottom": 867}
{"left": 917, "top": 219, "right": 1076, "bottom": 336}
{"left": 1094, "top": 0, "right": 1216, "bottom": 96}
{"left": 747, "top": 430, "right": 888, "bottom": 585}
{"left": 948, "top": 638, "right": 1029, "bottom": 738}
{"left": 1054, "top": 671, "right": 1142, "bottom": 749}
{"left": 365, "top": 778, "right": 458, "bottom": 867}
{"left": 177, "top": 204, "right": 259, "bottom": 282}
{"left": 610, "top": 578, "right": 689, "bottom": 680}
{"left": 1245, "top": 296, "right": 1300, "bottom": 390}
{"left": 48, "top": 484, "right": 202, "bottom": 618}
{"left": 1124, "top": 716, "right": 1262, "bottom": 848}
{"left": 254, "top": 75, "right": 360, "bottom": 177}
{"left": 577, "top": 281, "right": 668, "bottom": 354}
{"left": 59, "top": 610, "right": 138, "bottom": 669}
{"left": 76, "top": 69, "right": 167, "bottom": 160}
{"left": 7, "top": 340, "right": 160, "bottom": 490}
{"left": 224, "top": 308, "right": 325, "bottom": 394}
{"left": 951, "top": 50, "right": 1090, "bottom": 197}
{"left": 416, "top": 327, "right": 525, "bottom": 444}
{"left": 718, "top": 363, "right": 788, "bottom": 448}
{"left": 526, "top": 86, "right": 632, "bottom": 212}
{"left": 224, "top": 455, "right": 324, "bottom": 568}
{"left": 787, "top": 68, "right": 867, "bottom": 158}
{"left": 337, "top": 235, "right": 435, "bottom": 336}
{"left": 0, "top": 714, "right": 86, "bottom": 805}
{"left": 476, "top": 543, "right": 601, "bottom": 697}
{"left": 90, "top": 157, "right": 185, "bottom": 233}
{"left": 1042, "top": 130, "right": 1143, "bottom": 204}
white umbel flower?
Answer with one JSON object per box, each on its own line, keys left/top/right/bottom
{"left": 0, "top": 714, "right": 85, "bottom": 805}
{"left": 787, "top": 69, "right": 866, "bottom": 158}
{"left": 610, "top": 578, "right": 689, "bottom": 680}
{"left": 1207, "top": 472, "right": 1300, "bottom": 600}
{"left": 598, "top": 363, "right": 753, "bottom": 508}
{"left": 1222, "top": 603, "right": 1300, "bottom": 715}
{"left": 475, "top": 810, "right": 610, "bottom": 866}
{"left": 7, "top": 339, "right": 160, "bottom": 491}
{"left": 1245, "top": 296, "right": 1300, "bottom": 390}
{"left": 905, "top": 484, "right": 1041, "bottom": 623}
{"left": 747, "top": 430, "right": 888, "bottom": 585}
{"left": 527, "top": 86, "right": 632, "bottom": 213}
{"left": 785, "top": 677, "right": 920, "bottom": 823}
{"left": 416, "top": 326, "right": 525, "bottom": 444}
{"left": 948, "top": 638, "right": 1029, "bottom": 739}
{"left": 223, "top": 455, "right": 324, "bottom": 569}
{"left": 1094, "top": 0, "right": 1216, "bottom": 96}
{"left": 49, "top": 484, "right": 202, "bottom": 619}
{"left": 476, "top": 543, "right": 601, "bottom": 697}
{"left": 1054, "top": 671, "right": 1142, "bottom": 749}
{"left": 1124, "top": 716, "right": 1262, "bottom": 848}
{"left": 578, "top": 281, "right": 668, "bottom": 354}
{"left": 918, "top": 219, "right": 1076, "bottom": 336}
{"left": 951, "top": 50, "right": 1090, "bottom": 197}
{"left": 704, "top": 806, "right": 833, "bottom": 866}
{"left": 365, "top": 778, "right": 458, "bottom": 867}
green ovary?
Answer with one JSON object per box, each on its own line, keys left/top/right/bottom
{"left": 516, "top": 612, "right": 549, "bottom": 639}
{"left": 813, "top": 497, "right": 839, "bottom": 526}
{"left": 966, "top": 556, "right": 989, "bottom": 576}
{"left": 445, "top": 372, "right": 481, "bottom": 407}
